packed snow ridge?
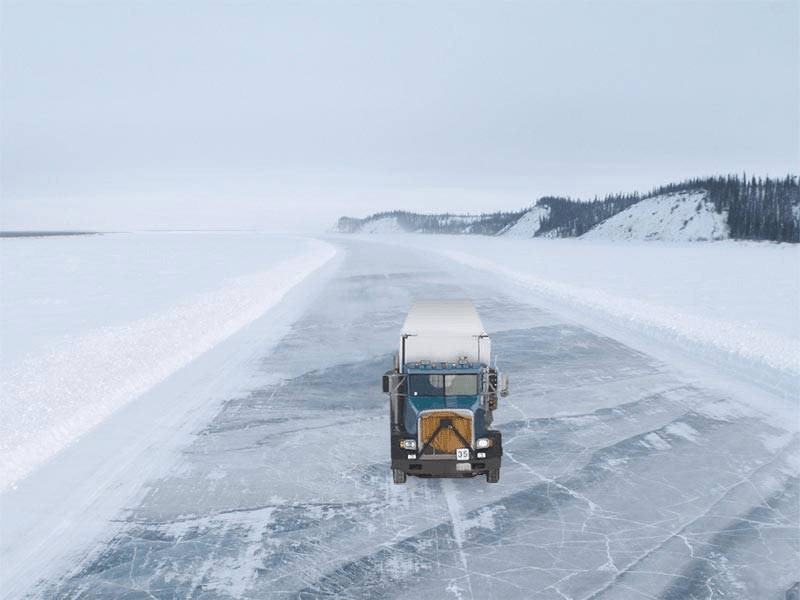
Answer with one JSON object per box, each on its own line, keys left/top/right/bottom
{"left": 0, "top": 237, "right": 337, "bottom": 492}
{"left": 440, "top": 247, "right": 800, "bottom": 376}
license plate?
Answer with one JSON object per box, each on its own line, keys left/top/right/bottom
{"left": 456, "top": 462, "right": 472, "bottom": 471}
{"left": 456, "top": 448, "right": 469, "bottom": 461}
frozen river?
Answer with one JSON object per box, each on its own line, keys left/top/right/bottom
{"left": 5, "top": 237, "right": 799, "bottom": 599}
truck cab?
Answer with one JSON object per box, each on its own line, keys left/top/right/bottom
{"left": 383, "top": 299, "right": 507, "bottom": 483}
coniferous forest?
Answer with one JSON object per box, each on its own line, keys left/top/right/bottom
{"left": 337, "top": 174, "right": 799, "bottom": 242}
{"left": 648, "top": 175, "right": 799, "bottom": 242}
{"left": 534, "top": 192, "right": 642, "bottom": 238}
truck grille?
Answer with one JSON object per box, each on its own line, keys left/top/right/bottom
{"left": 419, "top": 411, "right": 473, "bottom": 454}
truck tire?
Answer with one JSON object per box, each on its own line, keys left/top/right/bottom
{"left": 393, "top": 469, "right": 407, "bottom": 484}
{"left": 486, "top": 468, "right": 500, "bottom": 483}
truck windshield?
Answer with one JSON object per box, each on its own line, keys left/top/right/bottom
{"left": 410, "top": 374, "right": 477, "bottom": 396}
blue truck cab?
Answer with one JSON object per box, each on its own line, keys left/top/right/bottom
{"left": 383, "top": 299, "right": 508, "bottom": 483}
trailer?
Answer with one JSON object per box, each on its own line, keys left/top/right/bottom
{"left": 383, "top": 299, "right": 508, "bottom": 483}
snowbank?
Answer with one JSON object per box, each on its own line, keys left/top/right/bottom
{"left": 445, "top": 248, "right": 798, "bottom": 375}
{"left": 0, "top": 233, "right": 336, "bottom": 491}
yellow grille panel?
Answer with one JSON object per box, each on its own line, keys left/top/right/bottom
{"left": 420, "top": 411, "right": 472, "bottom": 454}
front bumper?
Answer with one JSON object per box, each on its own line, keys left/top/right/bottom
{"left": 392, "top": 455, "right": 501, "bottom": 478}
{"left": 391, "top": 430, "right": 502, "bottom": 478}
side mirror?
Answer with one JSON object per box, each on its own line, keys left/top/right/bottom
{"left": 500, "top": 373, "right": 509, "bottom": 397}
{"left": 382, "top": 374, "right": 390, "bottom": 394}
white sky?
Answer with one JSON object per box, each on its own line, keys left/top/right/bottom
{"left": 1, "top": 1, "right": 798, "bottom": 232}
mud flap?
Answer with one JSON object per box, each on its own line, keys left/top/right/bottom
{"left": 393, "top": 468, "right": 407, "bottom": 484}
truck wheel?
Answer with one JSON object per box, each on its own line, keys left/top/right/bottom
{"left": 486, "top": 469, "right": 500, "bottom": 483}
{"left": 393, "top": 469, "right": 407, "bottom": 484}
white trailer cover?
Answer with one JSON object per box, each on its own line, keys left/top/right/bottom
{"left": 400, "top": 299, "right": 490, "bottom": 366}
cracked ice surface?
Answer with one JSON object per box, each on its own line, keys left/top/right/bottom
{"left": 31, "top": 238, "right": 799, "bottom": 599}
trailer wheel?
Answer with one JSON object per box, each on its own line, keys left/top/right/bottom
{"left": 393, "top": 469, "right": 407, "bottom": 484}
{"left": 486, "top": 469, "right": 500, "bottom": 483}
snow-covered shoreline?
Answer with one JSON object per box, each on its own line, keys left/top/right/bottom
{"left": 0, "top": 233, "right": 337, "bottom": 491}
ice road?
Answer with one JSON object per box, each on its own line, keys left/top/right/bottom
{"left": 4, "top": 237, "right": 799, "bottom": 599}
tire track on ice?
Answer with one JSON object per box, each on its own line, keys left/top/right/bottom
{"left": 442, "top": 478, "right": 474, "bottom": 600}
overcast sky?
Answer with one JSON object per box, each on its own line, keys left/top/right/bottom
{"left": 1, "top": 1, "right": 798, "bottom": 232}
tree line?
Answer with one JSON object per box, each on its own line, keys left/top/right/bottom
{"left": 337, "top": 174, "right": 799, "bottom": 242}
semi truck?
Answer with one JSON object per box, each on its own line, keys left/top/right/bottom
{"left": 383, "top": 299, "right": 508, "bottom": 484}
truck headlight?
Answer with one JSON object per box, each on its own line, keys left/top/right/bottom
{"left": 476, "top": 437, "right": 493, "bottom": 449}
{"left": 402, "top": 439, "right": 417, "bottom": 450}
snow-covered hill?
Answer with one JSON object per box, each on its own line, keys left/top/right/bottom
{"left": 581, "top": 190, "right": 729, "bottom": 241}
{"left": 341, "top": 194, "right": 731, "bottom": 241}
{"left": 336, "top": 175, "right": 798, "bottom": 242}
{"left": 498, "top": 205, "right": 550, "bottom": 238}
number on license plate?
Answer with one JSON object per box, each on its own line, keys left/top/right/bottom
{"left": 456, "top": 448, "right": 469, "bottom": 461}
